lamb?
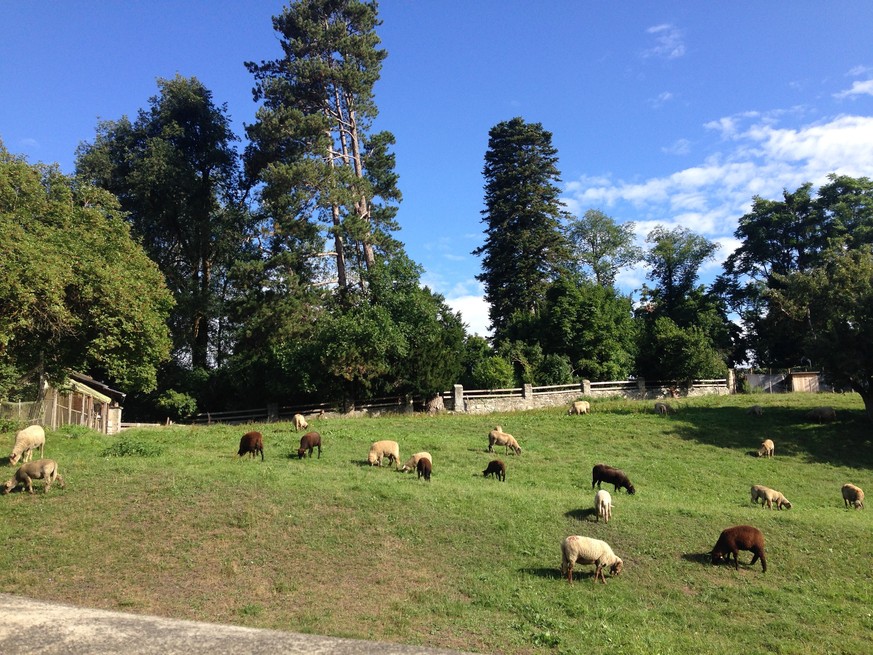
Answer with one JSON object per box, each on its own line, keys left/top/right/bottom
{"left": 710, "top": 525, "right": 767, "bottom": 572}
{"left": 750, "top": 484, "right": 792, "bottom": 510}
{"left": 487, "top": 426, "right": 521, "bottom": 456}
{"left": 8, "top": 425, "right": 46, "bottom": 465}
{"left": 842, "top": 483, "right": 865, "bottom": 509}
{"left": 237, "top": 431, "right": 264, "bottom": 461}
{"left": 367, "top": 440, "right": 400, "bottom": 468}
{"left": 297, "top": 431, "right": 322, "bottom": 459}
{"left": 482, "top": 459, "right": 506, "bottom": 481}
{"left": 568, "top": 400, "right": 590, "bottom": 415}
{"left": 756, "top": 439, "right": 775, "bottom": 458}
{"left": 746, "top": 405, "right": 764, "bottom": 416}
{"left": 293, "top": 413, "right": 309, "bottom": 431}
{"left": 416, "top": 457, "right": 432, "bottom": 481}
{"left": 1, "top": 459, "right": 65, "bottom": 495}
{"left": 592, "top": 463, "right": 636, "bottom": 495}
{"left": 654, "top": 401, "right": 675, "bottom": 416}
{"left": 400, "top": 451, "right": 432, "bottom": 473}
{"left": 806, "top": 406, "right": 836, "bottom": 423}
{"left": 594, "top": 489, "right": 612, "bottom": 523}
{"left": 560, "top": 535, "right": 623, "bottom": 584}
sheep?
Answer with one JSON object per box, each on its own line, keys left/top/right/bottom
{"left": 806, "top": 406, "right": 836, "bottom": 423}
{"left": 8, "top": 425, "right": 46, "bottom": 465}
{"left": 416, "top": 457, "right": 432, "bottom": 481}
{"left": 297, "top": 431, "right": 322, "bottom": 459}
{"left": 237, "top": 431, "right": 264, "bottom": 461}
{"left": 746, "top": 405, "right": 764, "bottom": 416}
{"left": 750, "top": 484, "right": 792, "bottom": 510}
{"left": 1, "top": 459, "right": 65, "bottom": 495}
{"left": 756, "top": 438, "right": 775, "bottom": 458}
{"left": 594, "top": 489, "right": 612, "bottom": 523}
{"left": 367, "top": 440, "right": 400, "bottom": 468}
{"left": 400, "top": 451, "right": 432, "bottom": 473}
{"left": 482, "top": 459, "right": 506, "bottom": 482}
{"left": 568, "top": 400, "right": 590, "bottom": 415}
{"left": 487, "top": 426, "right": 521, "bottom": 456}
{"left": 842, "top": 483, "right": 865, "bottom": 509}
{"left": 654, "top": 401, "right": 675, "bottom": 416}
{"left": 293, "top": 413, "right": 309, "bottom": 432}
{"left": 560, "top": 535, "right": 623, "bottom": 584}
{"left": 710, "top": 525, "right": 767, "bottom": 572}
{"left": 592, "top": 463, "right": 636, "bottom": 495}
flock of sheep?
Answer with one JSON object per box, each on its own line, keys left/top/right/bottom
{"left": 4, "top": 402, "right": 866, "bottom": 585}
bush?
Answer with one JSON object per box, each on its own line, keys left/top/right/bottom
{"left": 470, "top": 356, "right": 515, "bottom": 389}
{"left": 156, "top": 390, "right": 198, "bottom": 422}
{"left": 101, "top": 438, "right": 164, "bottom": 458}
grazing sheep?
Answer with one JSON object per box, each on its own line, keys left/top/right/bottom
{"left": 1, "top": 459, "right": 65, "bottom": 495}
{"left": 487, "top": 426, "right": 522, "bottom": 456}
{"left": 237, "top": 431, "right": 264, "bottom": 461}
{"left": 756, "top": 439, "right": 775, "bottom": 458}
{"left": 8, "top": 425, "right": 46, "bottom": 465}
{"left": 416, "top": 457, "right": 432, "bottom": 481}
{"left": 568, "top": 400, "right": 590, "bottom": 415}
{"left": 750, "top": 484, "right": 792, "bottom": 510}
{"left": 594, "top": 489, "right": 612, "bottom": 523}
{"left": 710, "top": 525, "right": 767, "bottom": 572}
{"left": 297, "top": 431, "right": 322, "bottom": 459}
{"left": 293, "top": 413, "right": 309, "bottom": 432}
{"left": 367, "top": 440, "right": 400, "bottom": 468}
{"left": 842, "top": 483, "right": 865, "bottom": 509}
{"left": 400, "top": 451, "right": 432, "bottom": 473}
{"left": 482, "top": 459, "right": 506, "bottom": 482}
{"left": 560, "top": 535, "right": 623, "bottom": 584}
{"left": 592, "top": 463, "right": 636, "bottom": 495}
{"left": 746, "top": 405, "right": 764, "bottom": 416}
{"left": 654, "top": 401, "right": 675, "bottom": 416}
{"left": 806, "top": 406, "right": 836, "bottom": 423}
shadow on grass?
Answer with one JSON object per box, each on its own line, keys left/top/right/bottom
{"left": 519, "top": 567, "right": 563, "bottom": 580}
{"left": 681, "top": 552, "right": 712, "bottom": 566}
{"left": 564, "top": 507, "right": 598, "bottom": 522}
{"left": 668, "top": 404, "right": 873, "bottom": 469}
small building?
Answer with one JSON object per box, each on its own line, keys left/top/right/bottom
{"left": 41, "top": 372, "right": 126, "bottom": 435}
{"left": 789, "top": 371, "right": 821, "bottom": 393}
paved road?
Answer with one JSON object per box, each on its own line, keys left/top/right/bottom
{"left": 0, "top": 594, "right": 477, "bottom": 655}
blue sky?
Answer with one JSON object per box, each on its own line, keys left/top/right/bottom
{"left": 3, "top": 1, "right": 873, "bottom": 337}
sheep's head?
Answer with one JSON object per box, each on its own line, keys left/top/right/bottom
{"left": 710, "top": 550, "right": 725, "bottom": 565}
{"left": 627, "top": 484, "right": 636, "bottom": 495}
{"left": 610, "top": 559, "right": 623, "bottom": 576}
{"left": 297, "top": 448, "right": 306, "bottom": 459}
{"left": 8, "top": 453, "right": 20, "bottom": 465}
{"left": 1, "top": 479, "right": 15, "bottom": 495}
{"left": 781, "top": 499, "right": 792, "bottom": 510}
{"left": 513, "top": 445, "right": 522, "bottom": 455}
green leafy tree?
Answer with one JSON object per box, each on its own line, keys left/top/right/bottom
{"left": 567, "top": 209, "right": 642, "bottom": 287}
{"left": 470, "top": 355, "right": 515, "bottom": 390}
{"left": 0, "top": 144, "right": 173, "bottom": 396}
{"left": 474, "top": 117, "right": 570, "bottom": 341}
{"left": 76, "top": 75, "right": 248, "bottom": 370}
{"left": 245, "top": 0, "right": 401, "bottom": 295}
{"left": 635, "top": 316, "right": 727, "bottom": 383}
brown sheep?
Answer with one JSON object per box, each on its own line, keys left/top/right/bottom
{"left": 842, "top": 483, "right": 865, "bottom": 509}
{"left": 654, "top": 401, "right": 675, "bottom": 416}
{"left": 297, "top": 431, "right": 322, "bottom": 459}
{"left": 238, "top": 431, "right": 264, "bottom": 461}
{"left": 756, "top": 439, "right": 775, "bottom": 458}
{"left": 416, "top": 457, "right": 432, "bottom": 481}
{"left": 592, "top": 463, "right": 635, "bottom": 494}
{"left": 2, "top": 459, "right": 65, "bottom": 495}
{"left": 482, "top": 459, "right": 506, "bottom": 482}
{"left": 711, "top": 525, "right": 767, "bottom": 572}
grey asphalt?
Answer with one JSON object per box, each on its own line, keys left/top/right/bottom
{"left": 0, "top": 594, "right": 478, "bottom": 655}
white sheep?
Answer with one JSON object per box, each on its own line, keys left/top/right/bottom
{"left": 2, "top": 459, "right": 65, "bottom": 495}
{"left": 8, "top": 425, "right": 46, "bottom": 465}
{"left": 560, "top": 535, "right": 623, "bottom": 584}
{"left": 757, "top": 439, "right": 775, "bottom": 458}
{"left": 594, "top": 489, "right": 612, "bottom": 523}
{"left": 568, "top": 400, "right": 590, "bottom": 415}
{"left": 750, "top": 484, "right": 792, "bottom": 510}
{"left": 487, "top": 426, "right": 522, "bottom": 456}
{"left": 841, "top": 483, "right": 865, "bottom": 509}
{"left": 654, "top": 401, "right": 675, "bottom": 416}
{"left": 400, "top": 451, "right": 432, "bottom": 473}
{"left": 293, "top": 413, "right": 308, "bottom": 432}
{"left": 367, "top": 440, "right": 400, "bottom": 468}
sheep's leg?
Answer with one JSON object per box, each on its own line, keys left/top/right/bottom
{"left": 23, "top": 474, "right": 34, "bottom": 495}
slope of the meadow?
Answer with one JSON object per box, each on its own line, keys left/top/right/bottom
{"left": 1, "top": 393, "right": 870, "bottom": 655}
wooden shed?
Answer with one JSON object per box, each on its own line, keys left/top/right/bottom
{"left": 41, "top": 372, "right": 126, "bottom": 435}
{"left": 789, "top": 371, "right": 821, "bottom": 393}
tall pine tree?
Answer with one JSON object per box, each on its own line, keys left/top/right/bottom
{"left": 474, "top": 117, "right": 569, "bottom": 342}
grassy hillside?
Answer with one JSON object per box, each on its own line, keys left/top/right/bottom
{"left": 1, "top": 393, "right": 871, "bottom": 654}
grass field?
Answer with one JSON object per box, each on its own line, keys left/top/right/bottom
{"left": 1, "top": 392, "right": 871, "bottom": 655}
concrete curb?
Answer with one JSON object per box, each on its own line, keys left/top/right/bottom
{"left": 0, "top": 594, "right": 477, "bottom": 655}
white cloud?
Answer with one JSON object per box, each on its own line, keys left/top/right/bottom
{"left": 445, "top": 292, "right": 492, "bottom": 337}
{"left": 833, "top": 79, "right": 873, "bottom": 99}
{"left": 649, "top": 91, "right": 674, "bottom": 108}
{"left": 662, "top": 138, "right": 691, "bottom": 156}
{"left": 644, "top": 24, "right": 685, "bottom": 60}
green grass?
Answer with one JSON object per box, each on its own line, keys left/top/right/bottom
{"left": 2, "top": 393, "right": 871, "bottom": 654}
